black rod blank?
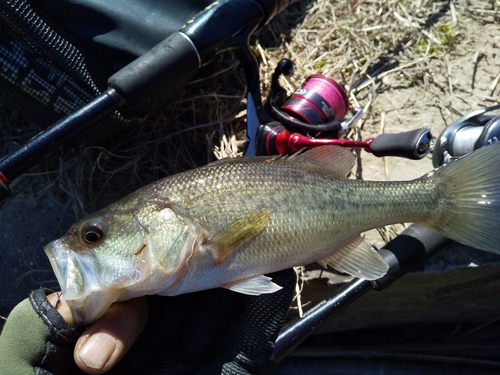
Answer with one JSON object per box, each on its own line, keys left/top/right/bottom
{"left": 0, "top": 89, "right": 122, "bottom": 185}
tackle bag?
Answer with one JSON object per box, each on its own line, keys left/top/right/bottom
{"left": 0, "top": 0, "right": 215, "bottom": 138}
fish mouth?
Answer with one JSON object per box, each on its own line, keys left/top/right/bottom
{"left": 44, "top": 239, "right": 87, "bottom": 300}
{"left": 44, "top": 239, "right": 122, "bottom": 326}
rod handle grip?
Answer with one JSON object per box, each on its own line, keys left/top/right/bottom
{"left": 108, "top": 32, "right": 200, "bottom": 114}
{"left": 372, "top": 223, "right": 450, "bottom": 291}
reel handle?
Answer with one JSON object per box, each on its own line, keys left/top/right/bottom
{"left": 261, "top": 124, "right": 433, "bottom": 160}
{"left": 370, "top": 128, "right": 433, "bottom": 159}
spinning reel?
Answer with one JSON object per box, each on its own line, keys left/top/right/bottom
{"left": 432, "top": 104, "right": 500, "bottom": 167}
{"left": 264, "top": 58, "right": 354, "bottom": 135}
{"left": 256, "top": 59, "right": 434, "bottom": 159}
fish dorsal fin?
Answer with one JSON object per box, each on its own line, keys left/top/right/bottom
{"left": 318, "top": 236, "right": 389, "bottom": 280}
{"left": 289, "top": 146, "right": 355, "bottom": 177}
{"left": 204, "top": 155, "right": 275, "bottom": 168}
{"left": 222, "top": 275, "right": 282, "bottom": 295}
{"left": 205, "top": 208, "right": 272, "bottom": 264}
{"left": 205, "top": 146, "right": 355, "bottom": 178}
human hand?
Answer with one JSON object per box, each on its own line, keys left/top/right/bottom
{"left": 0, "top": 269, "right": 296, "bottom": 375}
{"left": 47, "top": 293, "right": 148, "bottom": 374}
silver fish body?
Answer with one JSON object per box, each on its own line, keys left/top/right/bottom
{"left": 45, "top": 145, "right": 500, "bottom": 325}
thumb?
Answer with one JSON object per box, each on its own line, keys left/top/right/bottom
{"left": 73, "top": 297, "right": 148, "bottom": 374}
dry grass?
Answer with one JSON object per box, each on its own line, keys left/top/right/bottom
{"left": 2, "top": 0, "right": 500, "bottom": 325}
{"left": 5, "top": 0, "right": 500, "bottom": 231}
{"left": 3, "top": 0, "right": 500, "bottom": 327}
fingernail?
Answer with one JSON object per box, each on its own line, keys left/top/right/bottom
{"left": 78, "top": 333, "right": 117, "bottom": 369}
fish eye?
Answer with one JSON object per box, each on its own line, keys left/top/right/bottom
{"left": 81, "top": 224, "right": 104, "bottom": 245}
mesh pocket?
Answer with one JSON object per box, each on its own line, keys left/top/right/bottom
{"left": 0, "top": 0, "right": 139, "bottom": 138}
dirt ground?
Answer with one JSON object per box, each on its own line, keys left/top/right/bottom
{"left": 1, "top": 0, "right": 500, "bottom": 321}
{"left": 256, "top": 0, "right": 500, "bottom": 247}
{"left": 354, "top": 1, "right": 500, "bottom": 183}
{"left": 352, "top": 4, "right": 500, "bottom": 246}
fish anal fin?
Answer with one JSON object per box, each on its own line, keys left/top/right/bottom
{"left": 222, "top": 275, "right": 282, "bottom": 295}
{"left": 291, "top": 146, "right": 356, "bottom": 177}
{"left": 205, "top": 208, "right": 272, "bottom": 264}
{"left": 318, "top": 236, "right": 389, "bottom": 280}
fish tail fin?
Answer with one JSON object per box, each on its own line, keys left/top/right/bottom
{"left": 426, "top": 143, "right": 500, "bottom": 254}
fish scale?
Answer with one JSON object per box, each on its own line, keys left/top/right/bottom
{"left": 130, "top": 153, "right": 435, "bottom": 291}
{"left": 44, "top": 144, "right": 500, "bottom": 325}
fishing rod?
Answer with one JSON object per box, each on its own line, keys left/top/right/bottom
{"left": 266, "top": 223, "right": 450, "bottom": 372}
{"left": 2, "top": 2, "right": 498, "bottom": 372}
{"left": 0, "top": 0, "right": 294, "bottom": 204}
{"left": 0, "top": 1, "right": 438, "bottom": 203}
{"left": 248, "top": 58, "right": 434, "bottom": 159}
{"left": 264, "top": 104, "right": 500, "bottom": 371}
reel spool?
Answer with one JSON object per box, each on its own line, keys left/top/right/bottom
{"left": 280, "top": 74, "right": 349, "bottom": 125}
{"left": 432, "top": 105, "right": 500, "bottom": 167}
{"left": 265, "top": 59, "right": 357, "bottom": 135}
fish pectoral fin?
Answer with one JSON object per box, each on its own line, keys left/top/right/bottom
{"left": 318, "top": 236, "right": 389, "bottom": 280}
{"left": 205, "top": 208, "right": 272, "bottom": 264}
{"left": 222, "top": 275, "right": 282, "bottom": 295}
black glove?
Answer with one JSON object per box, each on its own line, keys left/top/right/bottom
{"left": 0, "top": 288, "right": 81, "bottom": 375}
{"left": 0, "top": 269, "right": 296, "bottom": 375}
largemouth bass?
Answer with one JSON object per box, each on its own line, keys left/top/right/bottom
{"left": 45, "top": 144, "right": 500, "bottom": 325}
